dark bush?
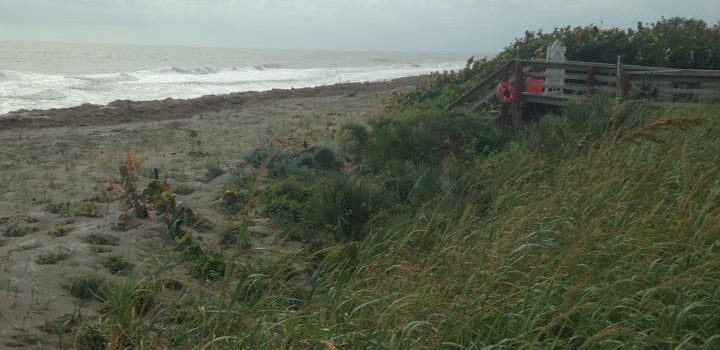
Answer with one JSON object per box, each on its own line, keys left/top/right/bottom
{"left": 312, "top": 146, "right": 340, "bottom": 170}
{"left": 339, "top": 123, "right": 370, "bottom": 160}
{"left": 307, "top": 174, "right": 379, "bottom": 242}
{"left": 355, "top": 109, "right": 501, "bottom": 169}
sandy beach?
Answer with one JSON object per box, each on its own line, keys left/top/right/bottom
{"left": 0, "top": 77, "right": 419, "bottom": 348}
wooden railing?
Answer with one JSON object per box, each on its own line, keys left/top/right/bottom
{"left": 447, "top": 59, "right": 720, "bottom": 124}
{"left": 445, "top": 61, "right": 515, "bottom": 111}
{"left": 625, "top": 69, "right": 720, "bottom": 103}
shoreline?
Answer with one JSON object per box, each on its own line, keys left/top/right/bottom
{"left": 0, "top": 71, "right": 411, "bottom": 347}
{"left": 0, "top": 75, "right": 425, "bottom": 130}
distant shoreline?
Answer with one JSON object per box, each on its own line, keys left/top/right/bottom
{"left": 0, "top": 75, "right": 426, "bottom": 130}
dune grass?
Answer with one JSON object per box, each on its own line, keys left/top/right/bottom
{"left": 78, "top": 97, "right": 720, "bottom": 349}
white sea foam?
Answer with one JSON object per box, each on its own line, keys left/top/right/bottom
{"left": 0, "top": 62, "right": 464, "bottom": 114}
{"left": 14, "top": 89, "right": 66, "bottom": 101}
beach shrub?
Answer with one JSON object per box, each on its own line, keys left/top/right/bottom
{"left": 221, "top": 166, "right": 257, "bottom": 215}
{"left": 338, "top": 122, "right": 369, "bottom": 161}
{"left": 312, "top": 146, "right": 341, "bottom": 170}
{"left": 306, "top": 173, "right": 379, "bottom": 242}
{"left": 245, "top": 146, "right": 341, "bottom": 178}
{"left": 263, "top": 178, "right": 313, "bottom": 238}
{"left": 244, "top": 147, "right": 272, "bottom": 168}
{"left": 183, "top": 244, "right": 226, "bottom": 281}
{"left": 522, "top": 95, "right": 619, "bottom": 157}
{"left": 355, "top": 109, "right": 501, "bottom": 169}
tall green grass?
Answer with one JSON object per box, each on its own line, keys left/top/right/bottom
{"left": 85, "top": 99, "right": 720, "bottom": 349}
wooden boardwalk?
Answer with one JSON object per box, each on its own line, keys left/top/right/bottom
{"left": 447, "top": 59, "right": 720, "bottom": 125}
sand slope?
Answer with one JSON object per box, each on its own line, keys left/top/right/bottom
{"left": 0, "top": 78, "right": 415, "bottom": 348}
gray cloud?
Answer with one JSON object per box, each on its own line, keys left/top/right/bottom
{"left": 0, "top": 0, "right": 718, "bottom": 52}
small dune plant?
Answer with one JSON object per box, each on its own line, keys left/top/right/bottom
{"left": 66, "top": 275, "right": 107, "bottom": 301}
{"left": 74, "top": 324, "right": 108, "bottom": 350}
{"left": 35, "top": 249, "right": 71, "bottom": 265}
{"left": 3, "top": 223, "right": 37, "bottom": 237}
{"left": 82, "top": 233, "right": 119, "bottom": 246}
{"left": 49, "top": 224, "right": 67, "bottom": 237}
{"left": 110, "top": 155, "right": 180, "bottom": 230}
{"left": 103, "top": 256, "right": 134, "bottom": 275}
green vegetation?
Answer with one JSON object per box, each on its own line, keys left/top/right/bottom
{"left": 77, "top": 19, "right": 720, "bottom": 349}
{"left": 35, "top": 249, "right": 70, "bottom": 265}
{"left": 86, "top": 99, "right": 720, "bottom": 348}
{"left": 103, "top": 256, "right": 135, "bottom": 275}
{"left": 392, "top": 17, "right": 720, "bottom": 110}
{"left": 2, "top": 223, "right": 38, "bottom": 237}
{"left": 183, "top": 244, "right": 226, "bottom": 281}
{"left": 41, "top": 311, "right": 82, "bottom": 334}
{"left": 44, "top": 201, "right": 72, "bottom": 217}
{"left": 74, "top": 324, "right": 108, "bottom": 350}
{"left": 66, "top": 275, "right": 107, "bottom": 301}
{"left": 221, "top": 224, "right": 252, "bottom": 249}
{"left": 103, "top": 278, "right": 155, "bottom": 329}
{"left": 173, "top": 183, "right": 197, "bottom": 195}
{"left": 82, "top": 233, "right": 119, "bottom": 246}
{"left": 50, "top": 223, "right": 67, "bottom": 237}
{"left": 75, "top": 201, "right": 104, "bottom": 218}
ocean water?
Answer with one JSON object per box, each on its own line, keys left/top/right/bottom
{"left": 0, "top": 41, "right": 472, "bottom": 115}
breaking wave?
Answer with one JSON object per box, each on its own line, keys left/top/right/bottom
{"left": 0, "top": 62, "right": 464, "bottom": 114}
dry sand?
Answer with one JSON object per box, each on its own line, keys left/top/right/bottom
{"left": 0, "top": 77, "right": 419, "bottom": 348}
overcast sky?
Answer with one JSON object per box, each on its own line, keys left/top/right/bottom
{"left": 0, "top": 0, "right": 718, "bottom": 53}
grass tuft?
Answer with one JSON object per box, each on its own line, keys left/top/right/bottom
{"left": 82, "top": 233, "right": 119, "bottom": 246}
{"left": 66, "top": 275, "right": 107, "bottom": 301}
{"left": 103, "top": 256, "right": 134, "bottom": 275}
{"left": 74, "top": 324, "right": 108, "bottom": 350}
{"left": 35, "top": 249, "right": 71, "bottom": 265}
{"left": 3, "top": 224, "right": 38, "bottom": 237}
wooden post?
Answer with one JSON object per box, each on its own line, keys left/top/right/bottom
{"left": 587, "top": 65, "right": 596, "bottom": 96}
{"left": 511, "top": 62, "right": 525, "bottom": 127}
{"left": 498, "top": 65, "right": 510, "bottom": 125}
{"left": 615, "top": 55, "right": 623, "bottom": 98}
{"left": 621, "top": 73, "right": 631, "bottom": 100}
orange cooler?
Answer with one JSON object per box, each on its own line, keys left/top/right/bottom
{"left": 527, "top": 79, "right": 544, "bottom": 95}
